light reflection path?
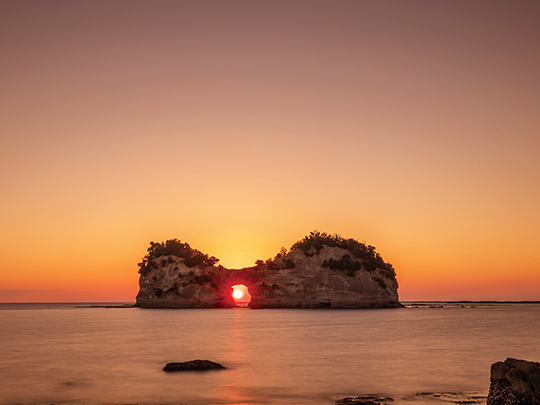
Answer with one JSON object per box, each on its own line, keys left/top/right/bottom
{"left": 222, "top": 308, "right": 251, "bottom": 405}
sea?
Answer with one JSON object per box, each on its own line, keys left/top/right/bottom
{"left": 1, "top": 302, "right": 539, "bottom": 405}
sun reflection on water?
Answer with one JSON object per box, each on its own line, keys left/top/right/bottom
{"left": 221, "top": 308, "right": 251, "bottom": 404}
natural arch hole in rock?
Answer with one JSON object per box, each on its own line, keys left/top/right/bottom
{"left": 231, "top": 284, "right": 251, "bottom": 308}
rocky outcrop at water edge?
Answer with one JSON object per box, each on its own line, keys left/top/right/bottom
{"left": 135, "top": 231, "right": 402, "bottom": 309}
{"left": 487, "top": 358, "right": 540, "bottom": 405}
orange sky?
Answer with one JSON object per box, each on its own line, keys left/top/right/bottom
{"left": 1, "top": 1, "right": 539, "bottom": 302}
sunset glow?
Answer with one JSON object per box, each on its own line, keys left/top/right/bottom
{"left": 232, "top": 288, "right": 244, "bottom": 301}
{"left": 1, "top": 1, "right": 539, "bottom": 302}
{"left": 231, "top": 284, "right": 251, "bottom": 307}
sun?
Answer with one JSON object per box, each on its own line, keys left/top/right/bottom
{"left": 230, "top": 284, "right": 251, "bottom": 307}
{"left": 232, "top": 288, "right": 244, "bottom": 300}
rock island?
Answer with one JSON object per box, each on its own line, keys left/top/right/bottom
{"left": 135, "top": 231, "right": 401, "bottom": 309}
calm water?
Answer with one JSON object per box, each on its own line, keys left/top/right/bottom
{"left": 1, "top": 303, "right": 539, "bottom": 405}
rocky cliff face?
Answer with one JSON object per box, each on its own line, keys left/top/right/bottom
{"left": 488, "top": 358, "right": 540, "bottom": 405}
{"left": 135, "top": 233, "right": 401, "bottom": 309}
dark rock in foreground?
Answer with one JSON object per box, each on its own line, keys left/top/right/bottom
{"left": 163, "top": 359, "right": 226, "bottom": 372}
{"left": 487, "top": 358, "right": 540, "bottom": 405}
{"left": 335, "top": 395, "right": 393, "bottom": 405}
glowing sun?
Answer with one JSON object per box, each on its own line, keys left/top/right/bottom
{"left": 231, "top": 284, "right": 251, "bottom": 307}
{"left": 232, "top": 287, "right": 244, "bottom": 300}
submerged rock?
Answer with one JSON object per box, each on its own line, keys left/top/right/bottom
{"left": 335, "top": 394, "right": 393, "bottom": 405}
{"left": 163, "top": 360, "right": 226, "bottom": 372}
{"left": 402, "top": 392, "right": 484, "bottom": 403}
{"left": 487, "top": 358, "right": 540, "bottom": 405}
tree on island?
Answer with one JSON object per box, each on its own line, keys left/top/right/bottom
{"left": 138, "top": 231, "right": 395, "bottom": 280}
{"left": 138, "top": 239, "right": 219, "bottom": 275}
{"left": 290, "top": 231, "right": 395, "bottom": 278}
{"left": 258, "top": 231, "right": 395, "bottom": 279}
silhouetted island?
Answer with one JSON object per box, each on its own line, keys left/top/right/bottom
{"left": 134, "top": 231, "right": 401, "bottom": 309}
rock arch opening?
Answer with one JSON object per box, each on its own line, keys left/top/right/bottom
{"left": 230, "top": 284, "right": 251, "bottom": 308}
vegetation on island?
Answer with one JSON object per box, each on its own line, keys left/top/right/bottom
{"left": 262, "top": 246, "right": 296, "bottom": 270}
{"left": 290, "top": 231, "right": 395, "bottom": 278}
{"left": 139, "top": 232, "right": 395, "bottom": 282}
{"left": 257, "top": 231, "right": 395, "bottom": 279}
{"left": 138, "top": 239, "right": 219, "bottom": 275}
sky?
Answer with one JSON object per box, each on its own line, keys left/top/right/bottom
{"left": 1, "top": 0, "right": 539, "bottom": 302}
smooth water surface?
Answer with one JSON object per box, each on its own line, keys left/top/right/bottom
{"left": 1, "top": 303, "right": 539, "bottom": 404}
